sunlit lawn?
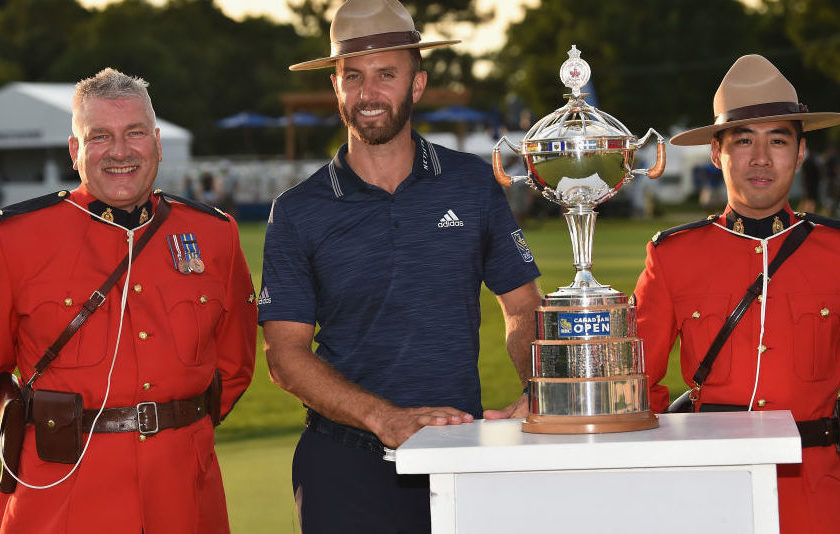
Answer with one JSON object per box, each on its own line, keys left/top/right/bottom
{"left": 218, "top": 212, "right": 696, "bottom": 533}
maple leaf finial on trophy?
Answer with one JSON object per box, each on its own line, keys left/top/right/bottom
{"left": 559, "top": 44, "right": 591, "bottom": 98}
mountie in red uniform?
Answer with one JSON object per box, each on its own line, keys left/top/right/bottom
{"left": 635, "top": 205, "right": 840, "bottom": 534}
{"left": 0, "top": 186, "right": 257, "bottom": 534}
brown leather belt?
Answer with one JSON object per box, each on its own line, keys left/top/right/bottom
{"left": 82, "top": 391, "right": 209, "bottom": 435}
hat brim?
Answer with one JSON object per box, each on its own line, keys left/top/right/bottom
{"left": 289, "top": 40, "right": 460, "bottom": 71}
{"left": 671, "top": 112, "right": 840, "bottom": 146}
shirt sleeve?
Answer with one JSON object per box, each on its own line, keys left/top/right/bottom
{"left": 258, "top": 198, "right": 317, "bottom": 325}
{"left": 481, "top": 180, "right": 541, "bottom": 295}
{"left": 216, "top": 217, "right": 257, "bottom": 418}
{"left": 634, "top": 241, "right": 679, "bottom": 413}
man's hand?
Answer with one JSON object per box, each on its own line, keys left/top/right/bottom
{"left": 371, "top": 405, "right": 474, "bottom": 449}
{"left": 483, "top": 393, "right": 528, "bottom": 420}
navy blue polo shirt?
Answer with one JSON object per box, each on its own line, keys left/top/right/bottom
{"left": 259, "top": 131, "right": 540, "bottom": 417}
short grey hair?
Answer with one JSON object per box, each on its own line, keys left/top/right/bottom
{"left": 71, "top": 67, "right": 156, "bottom": 136}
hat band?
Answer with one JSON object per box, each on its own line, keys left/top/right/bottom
{"left": 332, "top": 30, "right": 421, "bottom": 56}
{"left": 715, "top": 101, "right": 809, "bottom": 125}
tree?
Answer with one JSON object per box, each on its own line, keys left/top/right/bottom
{"left": 492, "top": 0, "right": 760, "bottom": 135}
{"left": 0, "top": 0, "right": 90, "bottom": 84}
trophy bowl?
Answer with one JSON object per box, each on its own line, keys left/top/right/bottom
{"left": 493, "top": 45, "right": 666, "bottom": 211}
{"left": 493, "top": 45, "right": 664, "bottom": 434}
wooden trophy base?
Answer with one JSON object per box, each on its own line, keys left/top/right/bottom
{"left": 522, "top": 411, "right": 659, "bottom": 434}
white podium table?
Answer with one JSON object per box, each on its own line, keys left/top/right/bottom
{"left": 396, "top": 411, "right": 801, "bottom": 534}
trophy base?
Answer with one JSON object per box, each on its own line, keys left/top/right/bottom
{"left": 522, "top": 411, "right": 659, "bottom": 434}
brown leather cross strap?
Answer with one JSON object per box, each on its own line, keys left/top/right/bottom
{"left": 81, "top": 390, "right": 209, "bottom": 435}
{"left": 28, "top": 198, "right": 172, "bottom": 386}
{"left": 691, "top": 221, "right": 813, "bottom": 387}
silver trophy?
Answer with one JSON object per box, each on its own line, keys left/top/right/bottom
{"left": 494, "top": 46, "right": 664, "bottom": 433}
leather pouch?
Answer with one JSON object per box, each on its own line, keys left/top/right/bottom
{"left": 0, "top": 373, "right": 26, "bottom": 493}
{"left": 32, "top": 390, "right": 83, "bottom": 464}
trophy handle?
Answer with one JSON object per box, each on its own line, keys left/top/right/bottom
{"left": 492, "top": 137, "right": 529, "bottom": 188}
{"left": 631, "top": 128, "right": 667, "bottom": 179}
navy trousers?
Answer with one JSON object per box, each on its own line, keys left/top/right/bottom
{"left": 292, "top": 427, "right": 431, "bottom": 533}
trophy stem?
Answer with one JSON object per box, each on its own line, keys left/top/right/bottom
{"left": 563, "top": 205, "right": 605, "bottom": 290}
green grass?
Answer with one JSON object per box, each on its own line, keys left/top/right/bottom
{"left": 218, "top": 214, "right": 697, "bottom": 533}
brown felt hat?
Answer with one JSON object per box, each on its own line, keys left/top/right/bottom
{"left": 671, "top": 54, "right": 840, "bottom": 146}
{"left": 289, "top": 0, "right": 460, "bottom": 71}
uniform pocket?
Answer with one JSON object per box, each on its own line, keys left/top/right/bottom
{"left": 788, "top": 293, "right": 840, "bottom": 382}
{"left": 674, "top": 294, "right": 734, "bottom": 384}
{"left": 157, "top": 279, "right": 227, "bottom": 366}
{"left": 16, "top": 282, "right": 110, "bottom": 368}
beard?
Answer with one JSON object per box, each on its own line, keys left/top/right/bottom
{"left": 340, "top": 82, "right": 414, "bottom": 145}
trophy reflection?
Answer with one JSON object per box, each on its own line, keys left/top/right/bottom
{"left": 494, "top": 46, "right": 664, "bottom": 433}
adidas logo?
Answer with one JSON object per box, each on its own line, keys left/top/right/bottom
{"left": 257, "top": 286, "right": 272, "bottom": 305}
{"left": 438, "top": 209, "right": 464, "bottom": 228}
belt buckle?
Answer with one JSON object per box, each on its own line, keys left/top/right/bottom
{"left": 89, "top": 290, "right": 107, "bottom": 308}
{"left": 137, "top": 401, "right": 159, "bottom": 435}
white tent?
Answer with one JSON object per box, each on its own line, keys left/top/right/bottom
{"left": 0, "top": 82, "right": 192, "bottom": 205}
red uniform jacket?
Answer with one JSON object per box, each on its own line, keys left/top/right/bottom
{"left": 635, "top": 206, "right": 840, "bottom": 534}
{"left": 0, "top": 187, "right": 256, "bottom": 533}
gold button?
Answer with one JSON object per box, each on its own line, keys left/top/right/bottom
{"left": 754, "top": 246, "right": 762, "bottom": 254}
{"left": 134, "top": 284, "right": 143, "bottom": 293}
{"left": 758, "top": 344, "right": 767, "bottom": 353}
{"left": 821, "top": 308, "right": 830, "bottom": 317}
{"left": 199, "top": 295, "right": 208, "bottom": 304}
{"left": 58, "top": 191, "right": 67, "bottom": 198}
{"left": 139, "top": 435, "right": 147, "bottom": 442}
{"left": 757, "top": 295, "right": 763, "bottom": 303}
{"left": 138, "top": 331, "right": 148, "bottom": 340}
{"left": 0, "top": 209, "right": 3, "bottom": 216}
{"left": 64, "top": 298, "right": 73, "bottom": 307}
{"left": 691, "top": 311, "right": 701, "bottom": 319}
{"left": 143, "top": 382, "right": 151, "bottom": 391}
{"left": 47, "top": 419, "right": 55, "bottom": 428}
{"left": 757, "top": 399, "right": 767, "bottom": 407}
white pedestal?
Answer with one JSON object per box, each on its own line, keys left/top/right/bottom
{"left": 396, "top": 411, "right": 802, "bottom": 534}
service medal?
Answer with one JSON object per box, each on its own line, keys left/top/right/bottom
{"left": 179, "top": 233, "right": 205, "bottom": 275}
{"left": 188, "top": 257, "right": 205, "bottom": 273}
{"left": 178, "top": 258, "right": 192, "bottom": 274}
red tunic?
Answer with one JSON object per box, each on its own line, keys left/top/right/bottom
{"left": 0, "top": 187, "right": 256, "bottom": 533}
{"left": 635, "top": 206, "right": 840, "bottom": 534}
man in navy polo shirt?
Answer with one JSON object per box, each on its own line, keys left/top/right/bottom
{"left": 259, "top": 1, "right": 541, "bottom": 532}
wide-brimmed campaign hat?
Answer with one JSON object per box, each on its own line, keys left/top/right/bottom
{"left": 671, "top": 54, "right": 840, "bottom": 146}
{"left": 289, "top": 0, "right": 460, "bottom": 71}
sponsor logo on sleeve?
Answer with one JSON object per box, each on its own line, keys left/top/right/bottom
{"left": 510, "top": 229, "right": 534, "bottom": 262}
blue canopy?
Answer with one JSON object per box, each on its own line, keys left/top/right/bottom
{"left": 216, "top": 111, "right": 277, "bottom": 129}
{"left": 275, "top": 111, "right": 323, "bottom": 127}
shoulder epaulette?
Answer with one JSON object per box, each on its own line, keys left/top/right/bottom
{"left": 651, "top": 214, "right": 719, "bottom": 246}
{"left": 0, "top": 190, "right": 70, "bottom": 223}
{"left": 794, "top": 211, "right": 840, "bottom": 230}
{"left": 154, "top": 190, "right": 229, "bottom": 221}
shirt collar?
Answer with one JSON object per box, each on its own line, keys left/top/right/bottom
{"left": 71, "top": 185, "right": 156, "bottom": 229}
{"left": 723, "top": 205, "right": 795, "bottom": 238}
{"left": 327, "top": 130, "right": 442, "bottom": 199}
